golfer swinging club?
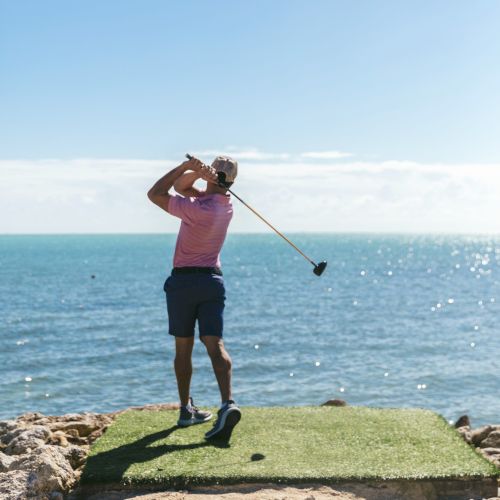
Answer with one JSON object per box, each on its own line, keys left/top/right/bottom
{"left": 147, "top": 155, "right": 241, "bottom": 441}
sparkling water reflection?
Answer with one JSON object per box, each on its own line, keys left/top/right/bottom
{"left": 1, "top": 234, "right": 499, "bottom": 425}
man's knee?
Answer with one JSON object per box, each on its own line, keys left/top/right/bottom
{"left": 174, "top": 352, "right": 191, "bottom": 364}
{"left": 175, "top": 337, "right": 194, "bottom": 357}
{"left": 201, "top": 336, "right": 228, "bottom": 360}
{"left": 201, "top": 335, "right": 221, "bottom": 350}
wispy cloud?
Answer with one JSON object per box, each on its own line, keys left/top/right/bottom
{"left": 300, "top": 150, "right": 353, "bottom": 160}
{"left": 191, "top": 149, "right": 291, "bottom": 161}
{"left": 1, "top": 157, "right": 500, "bottom": 234}
{"left": 192, "top": 148, "right": 352, "bottom": 161}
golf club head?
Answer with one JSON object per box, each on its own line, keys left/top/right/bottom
{"left": 313, "top": 261, "right": 327, "bottom": 276}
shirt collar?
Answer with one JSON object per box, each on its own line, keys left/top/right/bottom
{"left": 205, "top": 193, "right": 231, "bottom": 203}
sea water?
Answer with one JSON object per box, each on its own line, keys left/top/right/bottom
{"left": 1, "top": 234, "right": 499, "bottom": 425}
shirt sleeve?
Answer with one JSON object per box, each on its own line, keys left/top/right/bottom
{"left": 167, "top": 195, "right": 203, "bottom": 224}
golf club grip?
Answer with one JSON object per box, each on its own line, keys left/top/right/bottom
{"left": 185, "top": 153, "right": 224, "bottom": 184}
{"left": 186, "top": 153, "right": 214, "bottom": 173}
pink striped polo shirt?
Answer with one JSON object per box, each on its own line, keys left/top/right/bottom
{"left": 167, "top": 193, "right": 233, "bottom": 268}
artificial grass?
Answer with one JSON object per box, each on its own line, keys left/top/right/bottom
{"left": 81, "top": 407, "right": 498, "bottom": 487}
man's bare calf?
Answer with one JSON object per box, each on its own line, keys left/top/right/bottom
{"left": 201, "top": 336, "right": 233, "bottom": 404}
{"left": 174, "top": 337, "right": 194, "bottom": 407}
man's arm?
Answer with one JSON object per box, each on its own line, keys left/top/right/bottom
{"left": 147, "top": 157, "right": 202, "bottom": 212}
{"left": 174, "top": 165, "right": 219, "bottom": 197}
{"left": 174, "top": 171, "right": 205, "bottom": 197}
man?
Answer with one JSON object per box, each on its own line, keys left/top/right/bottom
{"left": 147, "top": 155, "right": 241, "bottom": 441}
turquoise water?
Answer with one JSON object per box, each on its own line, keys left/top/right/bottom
{"left": 1, "top": 234, "right": 499, "bottom": 425}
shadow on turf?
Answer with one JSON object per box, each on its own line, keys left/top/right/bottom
{"left": 81, "top": 425, "right": 230, "bottom": 483}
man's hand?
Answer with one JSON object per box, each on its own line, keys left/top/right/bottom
{"left": 199, "top": 164, "right": 219, "bottom": 185}
{"left": 183, "top": 156, "right": 219, "bottom": 186}
{"left": 184, "top": 156, "right": 204, "bottom": 172}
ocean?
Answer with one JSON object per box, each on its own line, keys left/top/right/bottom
{"left": 1, "top": 234, "right": 499, "bottom": 426}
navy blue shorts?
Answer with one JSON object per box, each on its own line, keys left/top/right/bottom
{"left": 163, "top": 272, "right": 226, "bottom": 338}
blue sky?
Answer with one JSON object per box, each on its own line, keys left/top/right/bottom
{"left": 1, "top": 1, "right": 500, "bottom": 233}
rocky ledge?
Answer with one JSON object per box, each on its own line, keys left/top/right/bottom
{"left": 455, "top": 414, "right": 500, "bottom": 469}
{"left": 0, "top": 403, "right": 498, "bottom": 500}
{"left": 0, "top": 403, "right": 178, "bottom": 500}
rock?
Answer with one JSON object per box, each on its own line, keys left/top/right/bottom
{"left": 16, "top": 411, "right": 45, "bottom": 424}
{"left": 479, "top": 430, "right": 500, "bottom": 448}
{"left": 112, "top": 402, "right": 179, "bottom": 414}
{"left": 49, "top": 430, "right": 69, "bottom": 448}
{"left": 470, "top": 425, "right": 494, "bottom": 446}
{"left": 321, "top": 399, "right": 347, "bottom": 407}
{"left": 49, "top": 414, "right": 112, "bottom": 438}
{"left": 454, "top": 415, "right": 470, "bottom": 428}
{"left": 60, "top": 413, "right": 89, "bottom": 422}
{"left": 456, "top": 425, "right": 472, "bottom": 444}
{"left": 87, "top": 428, "right": 105, "bottom": 443}
{"left": 0, "top": 469, "right": 31, "bottom": 500}
{"left": 50, "top": 491, "right": 64, "bottom": 500}
{"left": 481, "top": 447, "right": 500, "bottom": 457}
{"left": 68, "top": 437, "right": 88, "bottom": 446}
{"left": 479, "top": 448, "right": 500, "bottom": 468}
{"left": 0, "top": 427, "right": 26, "bottom": 446}
{"left": 34, "top": 417, "right": 57, "bottom": 426}
{"left": 5, "top": 426, "right": 51, "bottom": 455}
{"left": 0, "top": 451, "right": 15, "bottom": 472}
{"left": 0, "top": 421, "right": 18, "bottom": 437}
{"left": 63, "top": 428, "right": 80, "bottom": 438}
{"left": 59, "top": 444, "right": 88, "bottom": 469}
{"left": 6, "top": 437, "right": 46, "bottom": 456}
{"left": 10, "top": 444, "right": 76, "bottom": 496}
{"left": 59, "top": 420, "right": 99, "bottom": 437}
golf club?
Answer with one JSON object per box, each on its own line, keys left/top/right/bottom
{"left": 185, "top": 154, "right": 327, "bottom": 276}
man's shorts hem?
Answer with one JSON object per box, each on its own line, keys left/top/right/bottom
{"left": 168, "top": 330, "right": 195, "bottom": 338}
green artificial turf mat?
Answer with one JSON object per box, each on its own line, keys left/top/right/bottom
{"left": 80, "top": 406, "right": 498, "bottom": 487}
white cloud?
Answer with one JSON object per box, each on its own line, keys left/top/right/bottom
{"left": 1, "top": 157, "right": 500, "bottom": 234}
{"left": 300, "top": 151, "right": 353, "bottom": 160}
{"left": 192, "top": 149, "right": 291, "bottom": 161}
{"left": 192, "top": 148, "right": 353, "bottom": 161}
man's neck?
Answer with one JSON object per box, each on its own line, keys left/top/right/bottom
{"left": 206, "top": 184, "right": 228, "bottom": 196}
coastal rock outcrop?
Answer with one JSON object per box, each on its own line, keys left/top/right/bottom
{"left": 0, "top": 469, "right": 31, "bottom": 499}
{"left": 321, "top": 399, "right": 347, "bottom": 407}
{"left": 11, "top": 445, "right": 76, "bottom": 494}
{"left": 454, "top": 414, "right": 471, "bottom": 428}
{"left": 470, "top": 425, "right": 496, "bottom": 446}
{"left": 480, "top": 430, "right": 500, "bottom": 449}
{"left": 0, "top": 403, "right": 180, "bottom": 499}
{"left": 0, "top": 410, "right": 115, "bottom": 499}
{"left": 0, "top": 451, "right": 15, "bottom": 472}
{"left": 5, "top": 425, "right": 51, "bottom": 454}
{"left": 455, "top": 416, "right": 500, "bottom": 469}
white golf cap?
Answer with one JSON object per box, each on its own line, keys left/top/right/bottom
{"left": 211, "top": 156, "right": 238, "bottom": 183}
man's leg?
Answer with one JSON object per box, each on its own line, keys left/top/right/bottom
{"left": 201, "top": 335, "right": 241, "bottom": 441}
{"left": 174, "top": 336, "right": 194, "bottom": 407}
{"left": 198, "top": 276, "right": 241, "bottom": 441}
{"left": 200, "top": 336, "right": 232, "bottom": 403}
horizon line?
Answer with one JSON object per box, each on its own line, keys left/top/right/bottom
{"left": 2, "top": 231, "right": 500, "bottom": 237}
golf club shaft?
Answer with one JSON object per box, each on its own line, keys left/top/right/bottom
{"left": 185, "top": 154, "right": 317, "bottom": 267}
{"left": 228, "top": 189, "right": 317, "bottom": 267}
